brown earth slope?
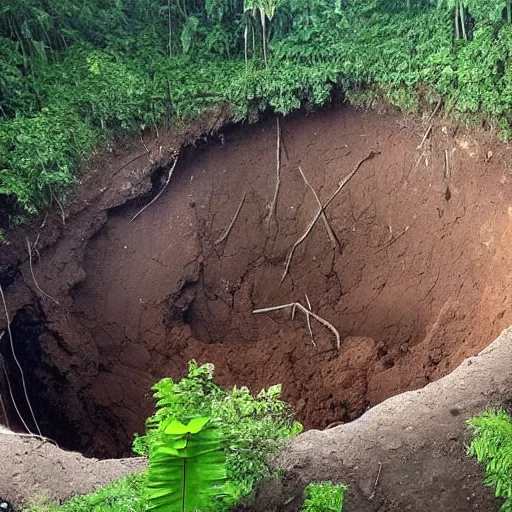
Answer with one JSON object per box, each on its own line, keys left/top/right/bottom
{"left": 1, "top": 104, "right": 512, "bottom": 468}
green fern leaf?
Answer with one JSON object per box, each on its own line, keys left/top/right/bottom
{"left": 147, "top": 417, "right": 233, "bottom": 512}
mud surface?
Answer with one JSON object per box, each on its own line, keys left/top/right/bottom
{"left": 2, "top": 105, "right": 512, "bottom": 458}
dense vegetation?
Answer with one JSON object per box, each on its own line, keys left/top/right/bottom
{"left": 3, "top": 0, "right": 512, "bottom": 215}
{"left": 26, "top": 361, "right": 305, "bottom": 512}
{"left": 468, "top": 409, "right": 512, "bottom": 512}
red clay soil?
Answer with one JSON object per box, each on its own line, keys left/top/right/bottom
{"left": 2, "top": 105, "right": 512, "bottom": 462}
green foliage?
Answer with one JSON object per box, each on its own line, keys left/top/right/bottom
{"left": 24, "top": 473, "right": 148, "bottom": 512}
{"left": 302, "top": 482, "right": 347, "bottom": 512}
{"left": 7, "top": 0, "right": 512, "bottom": 215}
{"left": 147, "top": 416, "right": 233, "bottom": 512}
{"left": 134, "top": 361, "right": 303, "bottom": 498}
{"left": 468, "top": 409, "right": 512, "bottom": 511}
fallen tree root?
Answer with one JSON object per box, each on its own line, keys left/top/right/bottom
{"left": 0, "top": 286, "right": 42, "bottom": 436}
{"left": 417, "top": 124, "right": 432, "bottom": 150}
{"left": 281, "top": 151, "right": 378, "bottom": 284}
{"left": 253, "top": 301, "right": 340, "bottom": 350}
{"left": 298, "top": 165, "right": 340, "bottom": 252}
{"left": 215, "top": 191, "right": 248, "bottom": 245}
{"left": 267, "top": 117, "right": 281, "bottom": 227}
{"left": 26, "top": 237, "right": 60, "bottom": 305}
{"left": 131, "top": 153, "right": 179, "bottom": 222}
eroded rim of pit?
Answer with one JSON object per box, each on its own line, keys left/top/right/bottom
{"left": 2, "top": 105, "right": 512, "bottom": 458}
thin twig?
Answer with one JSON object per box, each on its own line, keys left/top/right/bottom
{"left": 114, "top": 153, "right": 148, "bottom": 175}
{"left": 140, "top": 135, "right": 151, "bottom": 155}
{"left": 427, "top": 99, "right": 442, "bottom": 125}
{"left": 369, "top": 462, "right": 383, "bottom": 501}
{"left": 1, "top": 354, "right": 26, "bottom": 433}
{"left": 26, "top": 238, "right": 59, "bottom": 305}
{"left": 49, "top": 185, "right": 66, "bottom": 226}
{"left": 0, "top": 332, "right": 10, "bottom": 430}
{"left": 0, "top": 392, "right": 9, "bottom": 430}
{"left": 0, "top": 286, "right": 42, "bottom": 436}
{"left": 0, "top": 429, "right": 59, "bottom": 448}
{"left": 304, "top": 294, "right": 315, "bottom": 346}
{"left": 214, "top": 191, "right": 247, "bottom": 245}
{"left": 444, "top": 149, "right": 450, "bottom": 178}
{"left": 267, "top": 117, "right": 281, "bottom": 227}
{"left": 39, "top": 211, "right": 49, "bottom": 230}
{"left": 298, "top": 165, "right": 340, "bottom": 252}
{"left": 376, "top": 226, "right": 410, "bottom": 253}
{"left": 253, "top": 301, "right": 340, "bottom": 350}
{"left": 417, "top": 124, "right": 432, "bottom": 150}
{"left": 281, "top": 151, "right": 377, "bottom": 284}
{"left": 131, "top": 154, "right": 179, "bottom": 222}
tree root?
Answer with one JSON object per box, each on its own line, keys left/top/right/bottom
{"left": 131, "top": 153, "right": 179, "bottom": 222}
{"left": 215, "top": 191, "right": 247, "bottom": 245}
{"left": 267, "top": 117, "right": 281, "bottom": 227}
{"left": 281, "top": 151, "right": 378, "bottom": 284}
{"left": 253, "top": 301, "right": 340, "bottom": 350}
{"left": 298, "top": 165, "right": 340, "bottom": 252}
{"left": 0, "top": 286, "right": 42, "bottom": 436}
{"left": 26, "top": 238, "right": 59, "bottom": 305}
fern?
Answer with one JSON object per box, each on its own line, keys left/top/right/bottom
{"left": 468, "top": 409, "right": 512, "bottom": 511}
{"left": 147, "top": 416, "right": 234, "bottom": 512}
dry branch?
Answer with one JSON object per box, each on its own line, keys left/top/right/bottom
{"left": 26, "top": 238, "right": 59, "bottom": 305}
{"left": 417, "top": 124, "right": 432, "bottom": 150}
{"left": 0, "top": 286, "right": 41, "bottom": 436}
{"left": 131, "top": 153, "right": 179, "bottom": 222}
{"left": 281, "top": 151, "right": 377, "bottom": 284}
{"left": 304, "top": 294, "right": 315, "bottom": 346}
{"left": 267, "top": 117, "right": 281, "bottom": 227}
{"left": 444, "top": 149, "right": 450, "bottom": 178}
{"left": 214, "top": 191, "right": 247, "bottom": 245}
{"left": 0, "top": 428, "right": 59, "bottom": 447}
{"left": 298, "top": 165, "right": 340, "bottom": 252}
{"left": 49, "top": 185, "right": 66, "bottom": 226}
{"left": 0, "top": 332, "right": 9, "bottom": 430}
{"left": 253, "top": 301, "right": 340, "bottom": 350}
{"left": 369, "top": 462, "right": 383, "bottom": 501}
{"left": 427, "top": 99, "right": 442, "bottom": 125}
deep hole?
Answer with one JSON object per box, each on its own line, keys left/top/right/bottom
{"left": 4, "top": 105, "right": 512, "bottom": 458}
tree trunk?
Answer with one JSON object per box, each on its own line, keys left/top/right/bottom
{"left": 454, "top": 4, "right": 460, "bottom": 40}
{"left": 260, "top": 7, "right": 267, "bottom": 65}
{"left": 168, "top": 0, "right": 172, "bottom": 57}
{"left": 244, "top": 24, "right": 248, "bottom": 69}
{"left": 507, "top": 0, "right": 511, "bottom": 24}
{"left": 460, "top": 3, "right": 467, "bottom": 40}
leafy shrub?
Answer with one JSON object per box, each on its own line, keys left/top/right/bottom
{"left": 302, "top": 482, "right": 347, "bottom": 512}
{"left": 134, "top": 361, "right": 303, "bottom": 499}
{"left": 468, "top": 409, "right": 512, "bottom": 511}
{"left": 23, "top": 473, "right": 147, "bottom": 512}
{"left": 26, "top": 363, "right": 301, "bottom": 511}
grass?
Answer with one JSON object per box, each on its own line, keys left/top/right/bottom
{"left": 23, "top": 473, "right": 148, "bottom": 512}
{"left": 302, "top": 482, "right": 347, "bottom": 512}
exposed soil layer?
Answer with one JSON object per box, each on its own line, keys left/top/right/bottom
{"left": 2, "top": 105, "right": 512, "bottom": 459}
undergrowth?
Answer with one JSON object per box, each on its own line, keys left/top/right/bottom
{"left": 4, "top": 0, "right": 512, "bottom": 215}
{"left": 25, "top": 361, "right": 302, "bottom": 512}
{"left": 23, "top": 473, "right": 147, "bottom": 512}
{"left": 302, "top": 482, "right": 347, "bottom": 512}
{"left": 468, "top": 409, "right": 512, "bottom": 512}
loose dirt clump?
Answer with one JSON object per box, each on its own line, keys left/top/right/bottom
{"left": 2, "top": 105, "right": 512, "bottom": 463}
